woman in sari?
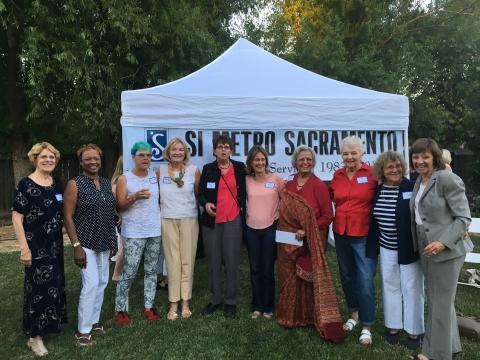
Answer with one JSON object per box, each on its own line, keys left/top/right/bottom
{"left": 276, "top": 146, "right": 344, "bottom": 343}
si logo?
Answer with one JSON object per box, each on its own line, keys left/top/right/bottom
{"left": 146, "top": 129, "right": 168, "bottom": 162}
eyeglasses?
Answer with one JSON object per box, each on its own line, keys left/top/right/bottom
{"left": 136, "top": 153, "right": 152, "bottom": 158}
{"left": 216, "top": 145, "right": 231, "bottom": 150}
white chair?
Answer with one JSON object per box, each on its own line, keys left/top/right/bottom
{"left": 458, "top": 218, "right": 480, "bottom": 288}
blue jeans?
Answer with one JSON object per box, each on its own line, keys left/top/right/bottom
{"left": 245, "top": 224, "right": 277, "bottom": 313}
{"left": 334, "top": 234, "right": 377, "bottom": 325}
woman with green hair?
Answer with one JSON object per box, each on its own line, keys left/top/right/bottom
{"left": 114, "top": 141, "right": 162, "bottom": 324}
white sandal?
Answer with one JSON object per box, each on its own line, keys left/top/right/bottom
{"left": 359, "top": 329, "right": 372, "bottom": 345}
{"left": 343, "top": 318, "right": 358, "bottom": 331}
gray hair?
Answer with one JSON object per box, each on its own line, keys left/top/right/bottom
{"left": 442, "top": 149, "right": 452, "bottom": 165}
{"left": 291, "top": 146, "right": 316, "bottom": 169}
{"left": 373, "top": 151, "right": 407, "bottom": 182}
{"left": 340, "top": 136, "right": 364, "bottom": 154}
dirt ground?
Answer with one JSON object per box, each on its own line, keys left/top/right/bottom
{"left": 0, "top": 225, "right": 70, "bottom": 253}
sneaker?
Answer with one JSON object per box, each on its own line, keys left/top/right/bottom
{"left": 143, "top": 308, "right": 161, "bottom": 321}
{"left": 114, "top": 311, "right": 131, "bottom": 325}
{"left": 74, "top": 332, "right": 95, "bottom": 346}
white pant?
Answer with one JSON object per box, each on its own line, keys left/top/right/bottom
{"left": 380, "top": 247, "right": 425, "bottom": 335}
{"left": 78, "top": 248, "right": 110, "bottom": 334}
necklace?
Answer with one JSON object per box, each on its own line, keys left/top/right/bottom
{"left": 218, "top": 161, "right": 230, "bottom": 170}
{"left": 168, "top": 164, "right": 185, "bottom": 188}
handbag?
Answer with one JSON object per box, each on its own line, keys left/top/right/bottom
{"left": 295, "top": 255, "right": 313, "bottom": 282}
{"left": 457, "top": 312, "right": 480, "bottom": 340}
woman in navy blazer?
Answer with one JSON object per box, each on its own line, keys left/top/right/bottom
{"left": 366, "top": 151, "right": 424, "bottom": 350}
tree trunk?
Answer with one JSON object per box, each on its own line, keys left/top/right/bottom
{"left": 101, "top": 127, "right": 119, "bottom": 179}
{"left": 6, "top": 5, "right": 30, "bottom": 184}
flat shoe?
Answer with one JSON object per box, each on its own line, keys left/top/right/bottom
{"left": 343, "top": 318, "right": 358, "bottom": 331}
{"left": 92, "top": 323, "right": 105, "bottom": 334}
{"left": 263, "top": 312, "right": 273, "bottom": 320}
{"left": 385, "top": 331, "right": 399, "bottom": 345}
{"left": 406, "top": 335, "right": 422, "bottom": 350}
{"left": 251, "top": 311, "right": 261, "bottom": 319}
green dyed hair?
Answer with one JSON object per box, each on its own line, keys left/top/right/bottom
{"left": 130, "top": 141, "right": 152, "bottom": 155}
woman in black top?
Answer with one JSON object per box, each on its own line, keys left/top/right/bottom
{"left": 12, "top": 142, "right": 67, "bottom": 357}
{"left": 198, "top": 135, "right": 246, "bottom": 318}
{"left": 64, "top": 144, "right": 117, "bottom": 346}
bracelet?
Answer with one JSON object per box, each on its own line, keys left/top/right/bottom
{"left": 72, "top": 242, "right": 81, "bottom": 248}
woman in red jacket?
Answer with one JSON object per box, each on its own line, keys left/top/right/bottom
{"left": 329, "top": 136, "right": 377, "bottom": 345}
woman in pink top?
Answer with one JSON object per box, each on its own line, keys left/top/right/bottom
{"left": 245, "top": 146, "right": 284, "bottom": 319}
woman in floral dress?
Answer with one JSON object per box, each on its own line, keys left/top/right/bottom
{"left": 12, "top": 142, "right": 67, "bottom": 357}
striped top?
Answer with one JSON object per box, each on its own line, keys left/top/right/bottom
{"left": 372, "top": 185, "right": 399, "bottom": 250}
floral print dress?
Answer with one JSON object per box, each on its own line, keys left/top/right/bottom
{"left": 13, "top": 177, "right": 67, "bottom": 337}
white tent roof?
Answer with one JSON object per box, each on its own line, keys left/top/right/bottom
{"left": 121, "top": 38, "right": 408, "bottom": 130}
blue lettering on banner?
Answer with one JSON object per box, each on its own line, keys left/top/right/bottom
{"left": 146, "top": 129, "right": 168, "bottom": 162}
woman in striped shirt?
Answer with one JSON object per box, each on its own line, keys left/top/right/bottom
{"left": 366, "top": 151, "right": 424, "bottom": 350}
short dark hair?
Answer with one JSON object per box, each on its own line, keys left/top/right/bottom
{"left": 77, "top": 143, "right": 103, "bottom": 160}
{"left": 410, "top": 138, "right": 446, "bottom": 170}
{"left": 246, "top": 146, "right": 269, "bottom": 175}
{"left": 213, "top": 135, "right": 234, "bottom": 151}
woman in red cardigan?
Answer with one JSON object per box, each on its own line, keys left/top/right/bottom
{"left": 329, "top": 136, "right": 378, "bottom": 345}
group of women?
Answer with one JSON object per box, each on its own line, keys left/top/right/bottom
{"left": 13, "top": 136, "right": 472, "bottom": 360}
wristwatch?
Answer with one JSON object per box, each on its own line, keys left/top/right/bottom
{"left": 72, "top": 242, "right": 81, "bottom": 248}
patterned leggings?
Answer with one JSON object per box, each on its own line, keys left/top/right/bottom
{"left": 115, "top": 236, "right": 161, "bottom": 311}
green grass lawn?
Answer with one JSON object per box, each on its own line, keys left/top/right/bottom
{"left": 1, "top": 238, "right": 479, "bottom": 360}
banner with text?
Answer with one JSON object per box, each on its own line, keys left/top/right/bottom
{"left": 122, "top": 128, "right": 406, "bottom": 180}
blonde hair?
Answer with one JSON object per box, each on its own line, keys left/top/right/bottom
{"left": 27, "top": 142, "right": 60, "bottom": 166}
{"left": 163, "top": 138, "right": 190, "bottom": 164}
{"left": 111, "top": 156, "right": 123, "bottom": 185}
{"left": 442, "top": 149, "right": 452, "bottom": 165}
{"left": 340, "top": 136, "right": 364, "bottom": 154}
{"left": 77, "top": 143, "right": 103, "bottom": 160}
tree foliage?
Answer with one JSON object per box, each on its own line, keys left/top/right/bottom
{"left": 0, "top": 0, "right": 253, "bottom": 175}
{"left": 246, "top": 0, "right": 479, "bottom": 151}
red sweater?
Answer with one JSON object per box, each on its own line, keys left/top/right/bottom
{"left": 329, "top": 163, "right": 377, "bottom": 236}
{"left": 285, "top": 173, "right": 333, "bottom": 230}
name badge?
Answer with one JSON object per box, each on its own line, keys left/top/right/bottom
{"left": 162, "top": 177, "right": 171, "bottom": 184}
{"left": 402, "top": 191, "right": 412, "bottom": 200}
{"left": 356, "top": 176, "right": 368, "bottom": 184}
{"left": 149, "top": 176, "right": 158, "bottom": 184}
{"left": 55, "top": 194, "right": 63, "bottom": 201}
{"left": 264, "top": 182, "right": 275, "bottom": 189}
{"left": 207, "top": 182, "right": 216, "bottom": 189}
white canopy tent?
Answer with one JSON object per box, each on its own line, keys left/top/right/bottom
{"left": 121, "top": 38, "right": 409, "bottom": 178}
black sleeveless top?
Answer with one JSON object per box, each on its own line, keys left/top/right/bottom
{"left": 73, "top": 174, "right": 117, "bottom": 252}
